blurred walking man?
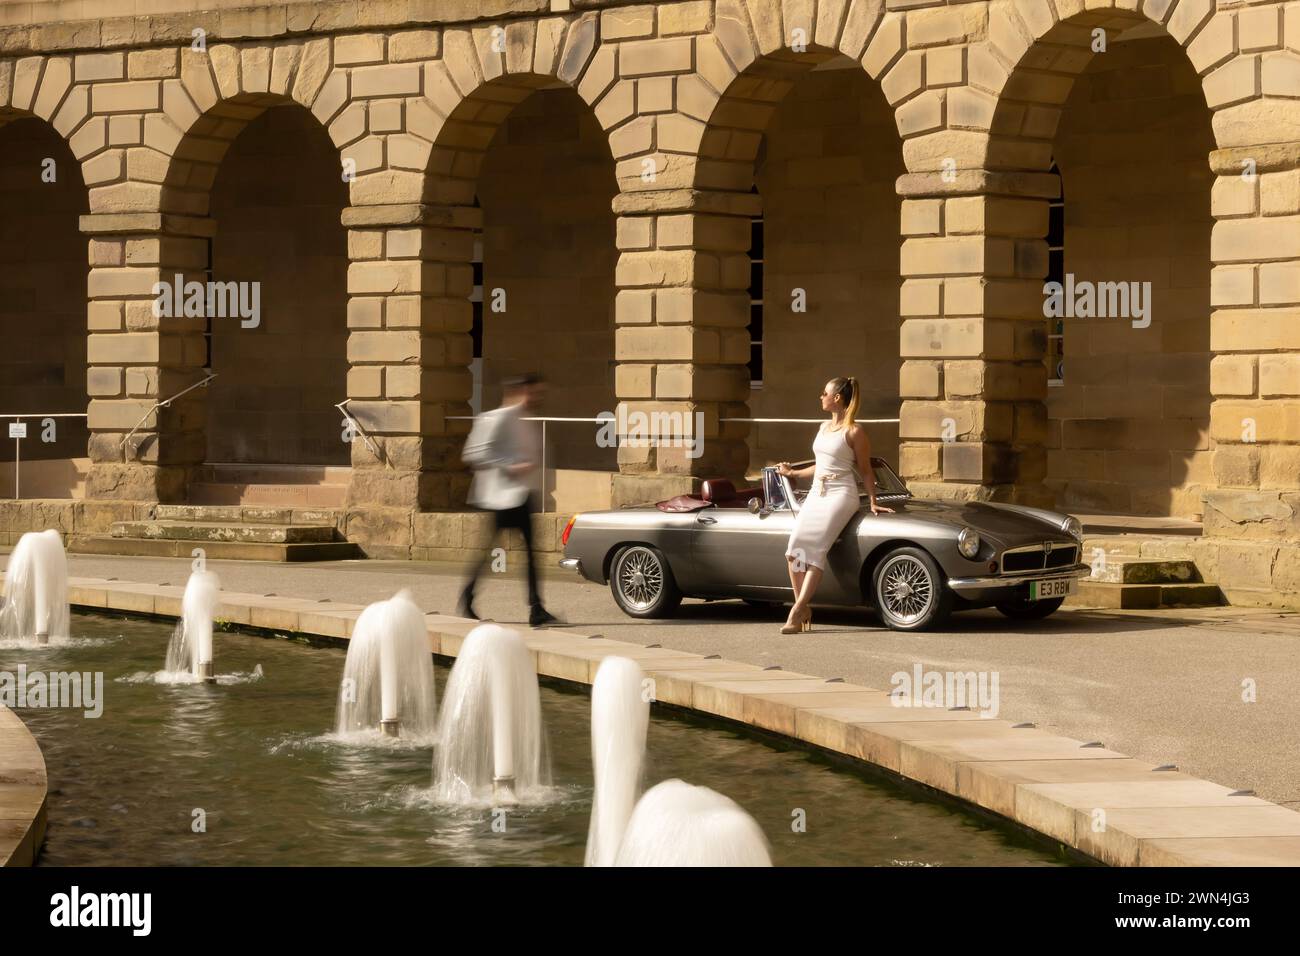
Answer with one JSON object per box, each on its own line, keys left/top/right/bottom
{"left": 458, "top": 373, "right": 559, "bottom": 628}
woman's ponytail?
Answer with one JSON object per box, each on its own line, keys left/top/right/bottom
{"left": 830, "top": 375, "right": 859, "bottom": 430}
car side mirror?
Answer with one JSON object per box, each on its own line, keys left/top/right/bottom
{"left": 748, "top": 497, "right": 771, "bottom": 518}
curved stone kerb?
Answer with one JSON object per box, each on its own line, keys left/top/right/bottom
{"left": 0, "top": 705, "right": 48, "bottom": 867}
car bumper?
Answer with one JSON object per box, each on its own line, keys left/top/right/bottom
{"left": 947, "top": 563, "right": 1090, "bottom": 599}
{"left": 558, "top": 557, "right": 583, "bottom": 575}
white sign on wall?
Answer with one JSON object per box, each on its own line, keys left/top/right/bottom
{"left": 8, "top": 422, "right": 26, "bottom": 439}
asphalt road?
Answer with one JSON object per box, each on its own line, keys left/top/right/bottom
{"left": 15, "top": 549, "right": 1300, "bottom": 811}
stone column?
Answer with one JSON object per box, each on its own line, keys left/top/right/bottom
{"left": 1203, "top": 144, "right": 1300, "bottom": 598}
{"left": 82, "top": 212, "right": 212, "bottom": 503}
{"left": 342, "top": 202, "right": 475, "bottom": 555}
{"left": 895, "top": 170, "right": 1057, "bottom": 506}
{"left": 610, "top": 188, "right": 755, "bottom": 507}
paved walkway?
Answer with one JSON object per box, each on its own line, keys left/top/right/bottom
{"left": 16, "top": 550, "right": 1300, "bottom": 813}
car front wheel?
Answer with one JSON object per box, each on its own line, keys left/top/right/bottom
{"left": 872, "top": 546, "right": 952, "bottom": 632}
{"left": 996, "top": 596, "right": 1065, "bottom": 620}
{"left": 609, "top": 545, "right": 682, "bottom": 619}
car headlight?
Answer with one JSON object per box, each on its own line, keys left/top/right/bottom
{"left": 957, "top": 527, "right": 980, "bottom": 560}
{"left": 1062, "top": 516, "right": 1082, "bottom": 541}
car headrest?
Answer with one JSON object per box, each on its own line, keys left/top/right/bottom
{"left": 700, "top": 478, "right": 735, "bottom": 503}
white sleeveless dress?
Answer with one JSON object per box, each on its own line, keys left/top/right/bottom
{"left": 784, "top": 425, "right": 861, "bottom": 572}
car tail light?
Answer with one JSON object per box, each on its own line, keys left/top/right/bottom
{"left": 561, "top": 514, "right": 579, "bottom": 547}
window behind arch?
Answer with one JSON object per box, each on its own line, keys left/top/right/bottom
{"left": 1047, "top": 160, "right": 1064, "bottom": 387}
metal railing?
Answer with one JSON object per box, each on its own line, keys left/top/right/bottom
{"left": 335, "top": 398, "right": 388, "bottom": 466}
{"left": 120, "top": 372, "right": 217, "bottom": 459}
{"left": 447, "top": 413, "right": 901, "bottom": 512}
{"left": 1, "top": 412, "right": 89, "bottom": 500}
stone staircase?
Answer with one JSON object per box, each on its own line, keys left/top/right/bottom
{"left": 1069, "top": 531, "right": 1225, "bottom": 610}
{"left": 185, "top": 463, "right": 350, "bottom": 509}
{"left": 69, "top": 504, "right": 362, "bottom": 562}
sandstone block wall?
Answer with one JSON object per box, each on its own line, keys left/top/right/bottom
{"left": 0, "top": 0, "right": 1294, "bottom": 602}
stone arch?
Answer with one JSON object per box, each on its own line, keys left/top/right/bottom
{"left": 983, "top": 0, "right": 1227, "bottom": 172}
{"left": 980, "top": 2, "right": 1221, "bottom": 520}
{"left": 160, "top": 40, "right": 343, "bottom": 217}
{"left": 694, "top": 3, "right": 918, "bottom": 190}
{"left": 688, "top": 36, "right": 907, "bottom": 471}
{"left": 0, "top": 101, "right": 90, "bottom": 493}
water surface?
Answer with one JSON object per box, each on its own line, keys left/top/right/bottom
{"left": 4, "top": 613, "right": 1068, "bottom": 866}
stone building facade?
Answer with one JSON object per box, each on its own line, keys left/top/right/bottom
{"left": 0, "top": 0, "right": 1298, "bottom": 605}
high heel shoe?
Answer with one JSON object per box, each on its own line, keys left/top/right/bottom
{"left": 780, "top": 606, "right": 812, "bottom": 634}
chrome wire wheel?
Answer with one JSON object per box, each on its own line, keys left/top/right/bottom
{"left": 615, "top": 546, "right": 663, "bottom": 613}
{"left": 878, "top": 553, "right": 935, "bottom": 627}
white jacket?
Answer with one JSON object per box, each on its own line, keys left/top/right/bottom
{"left": 462, "top": 403, "right": 539, "bottom": 510}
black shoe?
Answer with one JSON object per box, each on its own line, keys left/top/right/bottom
{"left": 529, "top": 606, "right": 560, "bottom": 628}
{"left": 457, "top": 591, "right": 478, "bottom": 621}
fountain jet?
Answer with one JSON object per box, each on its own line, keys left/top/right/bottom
{"left": 335, "top": 591, "right": 437, "bottom": 739}
{"left": 165, "top": 570, "right": 220, "bottom": 681}
{"left": 584, "top": 655, "right": 772, "bottom": 867}
{"left": 433, "top": 623, "right": 547, "bottom": 805}
{"left": 613, "top": 779, "right": 773, "bottom": 866}
{"left": 0, "top": 529, "right": 69, "bottom": 645}
{"left": 585, "top": 656, "right": 649, "bottom": 867}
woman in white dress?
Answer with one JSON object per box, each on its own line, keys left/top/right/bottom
{"left": 776, "top": 377, "right": 892, "bottom": 634}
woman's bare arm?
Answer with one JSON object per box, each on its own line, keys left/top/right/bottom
{"left": 849, "top": 426, "right": 892, "bottom": 514}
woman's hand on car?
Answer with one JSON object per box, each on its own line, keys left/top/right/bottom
{"left": 869, "top": 499, "right": 893, "bottom": 515}
{"left": 776, "top": 462, "right": 792, "bottom": 477}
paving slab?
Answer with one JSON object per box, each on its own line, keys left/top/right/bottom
{"left": 956, "top": 759, "right": 1199, "bottom": 818}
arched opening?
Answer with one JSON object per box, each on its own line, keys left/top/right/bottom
{"left": 992, "top": 17, "right": 1214, "bottom": 521}
{"left": 474, "top": 85, "right": 618, "bottom": 468}
{"left": 204, "top": 104, "right": 350, "bottom": 477}
{"left": 429, "top": 76, "right": 618, "bottom": 512}
{"left": 0, "top": 115, "right": 89, "bottom": 498}
{"left": 702, "top": 50, "right": 904, "bottom": 476}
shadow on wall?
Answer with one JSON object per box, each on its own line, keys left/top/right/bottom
{"left": 206, "top": 104, "right": 350, "bottom": 467}
{"left": 0, "top": 117, "right": 90, "bottom": 466}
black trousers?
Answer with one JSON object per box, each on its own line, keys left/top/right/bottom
{"left": 462, "top": 502, "right": 541, "bottom": 610}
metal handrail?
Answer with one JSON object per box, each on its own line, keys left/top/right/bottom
{"left": 720, "top": 417, "right": 899, "bottom": 423}
{"left": 335, "top": 398, "right": 388, "bottom": 466}
{"left": 445, "top": 413, "right": 902, "bottom": 512}
{"left": 445, "top": 415, "right": 900, "bottom": 424}
{"left": 0, "top": 413, "right": 89, "bottom": 418}
{"left": 120, "top": 372, "right": 217, "bottom": 458}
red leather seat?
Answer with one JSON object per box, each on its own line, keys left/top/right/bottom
{"left": 699, "top": 479, "right": 763, "bottom": 508}
{"left": 700, "top": 479, "right": 736, "bottom": 503}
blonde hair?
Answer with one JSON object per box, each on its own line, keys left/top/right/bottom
{"left": 828, "top": 376, "right": 859, "bottom": 431}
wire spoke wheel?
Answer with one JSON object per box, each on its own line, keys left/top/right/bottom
{"left": 878, "top": 554, "right": 935, "bottom": 627}
{"left": 616, "top": 547, "right": 663, "bottom": 612}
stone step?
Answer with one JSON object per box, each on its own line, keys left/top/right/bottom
{"left": 111, "top": 520, "right": 339, "bottom": 544}
{"left": 152, "top": 504, "right": 341, "bottom": 526}
{"left": 1088, "top": 558, "right": 1202, "bottom": 585}
{"left": 69, "top": 534, "right": 361, "bottom": 563}
{"left": 187, "top": 482, "right": 347, "bottom": 508}
{"left": 1068, "top": 581, "right": 1225, "bottom": 610}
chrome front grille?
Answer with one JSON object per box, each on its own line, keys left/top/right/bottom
{"left": 1000, "top": 543, "right": 1078, "bottom": 575}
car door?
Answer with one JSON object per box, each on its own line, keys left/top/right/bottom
{"left": 689, "top": 475, "right": 795, "bottom": 599}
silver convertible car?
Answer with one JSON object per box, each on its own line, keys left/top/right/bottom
{"left": 558, "top": 460, "right": 1089, "bottom": 631}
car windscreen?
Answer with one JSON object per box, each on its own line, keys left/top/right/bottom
{"left": 867, "top": 459, "right": 910, "bottom": 496}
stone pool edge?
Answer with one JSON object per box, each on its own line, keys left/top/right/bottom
{"left": 0, "top": 704, "right": 47, "bottom": 867}
{"left": 6, "top": 574, "right": 1300, "bottom": 867}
